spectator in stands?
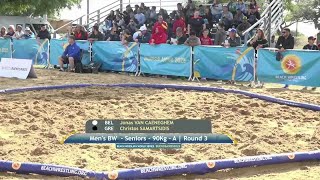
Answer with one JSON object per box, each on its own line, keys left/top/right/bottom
{"left": 149, "top": 25, "right": 168, "bottom": 45}
{"left": 127, "top": 18, "right": 137, "bottom": 35}
{"left": 135, "top": 8, "right": 146, "bottom": 26}
{"left": 136, "top": 25, "right": 151, "bottom": 43}
{"left": 276, "top": 28, "right": 294, "bottom": 89}
{"left": 107, "top": 10, "right": 116, "bottom": 21}
{"left": 0, "top": 27, "right": 6, "bottom": 38}
{"left": 316, "top": 30, "right": 320, "bottom": 46}
{"left": 134, "top": 5, "right": 139, "bottom": 14}
{"left": 140, "top": 3, "right": 146, "bottom": 11}
{"left": 152, "top": 15, "right": 168, "bottom": 35}
{"left": 158, "top": 9, "right": 169, "bottom": 21}
{"left": 247, "top": 28, "right": 268, "bottom": 52}
{"left": 122, "top": 29, "right": 134, "bottom": 46}
{"left": 188, "top": 10, "right": 206, "bottom": 37}
{"left": 173, "top": 15, "right": 186, "bottom": 35}
{"left": 249, "top": 0, "right": 259, "bottom": 12}
{"left": 21, "top": 27, "right": 34, "bottom": 39}
{"left": 104, "top": 17, "right": 113, "bottom": 33}
{"left": 222, "top": 28, "right": 240, "bottom": 47}
{"left": 150, "top": 6, "right": 157, "bottom": 23}
{"left": 89, "top": 25, "right": 105, "bottom": 41}
{"left": 200, "top": 29, "right": 213, "bottom": 45}
{"left": 177, "top": 3, "right": 184, "bottom": 16}
{"left": 233, "top": 8, "right": 245, "bottom": 27}
{"left": 185, "top": 0, "right": 196, "bottom": 22}
{"left": 6, "top": 25, "right": 15, "bottom": 38}
{"left": 81, "top": 26, "right": 89, "bottom": 39}
{"left": 203, "top": 6, "right": 213, "bottom": 29}
{"left": 74, "top": 25, "right": 87, "bottom": 40}
{"left": 247, "top": 6, "right": 261, "bottom": 26}
{"left": 169, "top": 27, "right": 187, "bottom": 45}
{"left": 116, "top": 15, "right": 126, "bottom": 30}
{"left": 14, "top": 25, "right": 24, "bottom": 39}
{"left": 58, "top": 35, "right": 81, "bottom": 72}
{"left": 227, "top": 0, "right": 237, "bottom": 15}
{"left": 106, "top": 27, "right": 120, "bottom": 41}
{"left": 211, "top": 0, "right": 223, "bottom": 23}
{"left": 214, "top": 22, "right": 226, "bottom": 45}
{"left": 184, "top": 31, "right": 201, "bottom": 46}
{"left": 199, "top": 5, "right": 206, "bottom": 17}
{"left": 236, "top": 0, "right": 247, "bottom": 15}
{"left": 37, "top": 25, "right": 51, "bottom": 40}
{"left": 270, "top": 35, "right": 276, "bottom": 48}
{"left": 303, "top": 36, "right": 318, "bottom": 50}
{"left": 237, "top": 16, "right": 251, "bottom": 39}
{"left": 221, "top": 6, "right": 233, "bottom": 30}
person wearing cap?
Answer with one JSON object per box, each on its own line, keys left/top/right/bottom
{"left": 0, "top": 27, "right": 6, "bottom": 38}
{"left": 58, "top": 35, "right": 81, "bottom": 72}
{"left": 89, "top": 25, "right": 104, "bottom": 41}
{"left": 188, "top": 10, "right": 206, "bottom": 37}
{"left": 14, "top": 25, "right": 24, "bottom": 39}
{"left": 214, "top": 22, "right": 226, "bottom": 45}
{"left": 223, "top": 28, "right": 240, "bottom": 47}
{"left": 303, "top": 36, "right": 318, "bottom": 50}
{"left": 184, "top": 31, "right": 201, "bottom": 47}
{"left": 237, "top": 16, "right": 251, "bottom": 38}
{"left": 136, "top": 25, "right": 151, "bottom": 43}
{"left": 221, "top": 6, "right": 233, "bottom": 30}
{"left": 6, "top": 25, "right": 15, "bottom": 37}
{"left": 37, "top": 25, "right": 51, "bottom": 40}
{"left": 21, "top": 27, "right": 34, "bottom": 39}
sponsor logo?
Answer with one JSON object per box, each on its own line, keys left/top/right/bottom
{"left": 288, "top": 154, "right": 295, "bottom": 160}
{"left": 108, "top": 171, "right": 119, "bottom": 180}
{"left": 40, "top": 165, "right": 87, "bottom": 176}
{"left": 206, "top": 161, "right": 216, "bottom": 168}
{"left": 12, "top": 162, "right": 21, "bottom": 170}
{"left": 140, "top": 164, "right": 188, "bottom": 174}
{"left": 234, "top": 156, "right": 272, "bottom": 163}
{"left": 281, "top": 55, "right": 301, "bottom": 75}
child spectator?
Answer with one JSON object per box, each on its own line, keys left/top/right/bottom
{"left": 233, "top": 9, "right": 245, "bottom": 27}
{"left": 106, "top": 27, "right": 120, "bottom": 41}
{"left": 89, "top": 25, "right": 105, "bottom": 41}
{"left": 6, "top": 25, "right": 15, "bottom": 37}
{"left": 200, "top": 29, "right": 213, "bottom": 45}
{"left": 303, "top": 36, "right": 318, "bottom": 50}
{"left": 270, "top": 35, "right": 276, "bottom": 48}
{"left": 127, "top": 18, "right": 137, "bottom": 35}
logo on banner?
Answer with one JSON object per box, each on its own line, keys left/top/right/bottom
{"left": 108, "top": 171, "right": 119, "bottom": 180}
{"left": 281, "top": 55, "right": 301, "bottom": 75}
{"left": 12, "top": 162, "right": 21, "bottom": 170}
{"left": 231, "top": 47, "right": 255, "bottom": 81}
{"left": 206, "top": 161, "right": 216, "bottom": 168}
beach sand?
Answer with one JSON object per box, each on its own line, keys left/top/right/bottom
{"left": 0, "top": 69, "right": 319, "bottom": 180}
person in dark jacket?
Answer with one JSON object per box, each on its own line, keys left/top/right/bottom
{"left": 58, "top": 36, "right": 81, "bottom": 72}
{"left": 37, "top": 25, "right": 51, "bottom": 40}
{"left": 106, "top": 27, "right": 120, "bottom": 41}
{"left": 303, "top": 36, "right": 319, "bottom": 50}
{"left": 136, "top": 25, "right": 151, "bottom": 43}
{"left": 222, "top": 28, "right": 240, "bottom": 47}
{"left": 247, "top": 28, "right": 268, "bottom": 53}
{"left": 276, "top": 28, "right": 295, "bottom": 89}
{"left": 88, "top": 25, "right": 105, "bottom": 41}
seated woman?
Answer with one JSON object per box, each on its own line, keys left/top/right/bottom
{"left": 247, "top": 28, "right": 268, "bottom": 53}
{"left": 149, "top": 26, "right": 167, "bottom": 45}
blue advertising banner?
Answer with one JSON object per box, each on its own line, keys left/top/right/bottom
{"left": 257, "top": 49, "right": 320, "bottom": 87}
{"left": 92, "top": 41, "right": 138, "bottom": 72}
{"left": 50, "top": 39, "right": 90, "bottom": 65}
{"left": 194, "top": 46, "right": 255, "bottom": 81}
{"left": 12, "top": 39, "right": 49, "bottom": 66}
{"left": 140, "top": 44, "right": 191, "bottom": 77}
{"left": 0, "top": 39, "right": 11, "bottom": 61}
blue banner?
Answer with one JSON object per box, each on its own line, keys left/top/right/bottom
{"left": 0, "top": 39, "right": 11, "bottom": 61}
{"left": 194, "top": 46, "right": 255, "bottom": 81}
{"left": 92, "top": 41, "right": 138, "bottom": 72}
{"left": 140, "top": 44, "right": 191, "bottom": 77}
{"left": 12, "top": 39, "right": 49, "bottom": 66}
{"left": 257, "top": 49, "right": 320, "bottom": 87}
{"left": 50, "top": 39, "right": 90, "bottom": 65}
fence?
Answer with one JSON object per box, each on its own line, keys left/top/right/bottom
{"left": 0, "top": 38, "right": 319, "bottom": 87}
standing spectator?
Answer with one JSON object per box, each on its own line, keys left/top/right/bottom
{"left": 233, "top": 9, "right": 245, "bottom": 27}
{"left": 14, "top": 25, "right": 24, "bottom": 39}
{"left": 236, "top": 0, "right": 247, "bottom": 15}
{"left": 152, "top": 15, "right": 168, "bottom": 35}
{"left": 214, "top": 22, "right": 226, "bottom": 45}
{"left": 173, "top": 15, "right": 186, "bottom": 35}
{"left": 134, "top": 8, "right": 146, "bottom": 26}
{"left": 136, "top": 25, "right": 151, "bottom": 43}
{"left": 227, "top": 0, "right": 237, "bottom": 15}
{"left": 170, "top": 27, "right": 187, "bottom": 45}
{"left": 237, "top": 16, "right": 251, "bottom": 39}
{"left": 74, "top": 25, "right": 87, "bottom": 40}
{"left": 0, "top": 27, "right": 6, "bottom": 38}
{"left": 270, "top": 35, "right": 276, "bottom": 48}
{"left": 21, "top": 27, "right": 34, "bottom": 39}
{"left": 210, "top": 0, "right": 223, "bottom": 23}
{"left": 200, "top": 29, "right": 213, "bottom": 45}
{"left": 221, "top": 6, "right": 233, "bottom": 30}
{"left": 58, "top": 36, "right": 81, "bottom": 72}
{"left": 222, "top": 28, "right": 240, "bottom": 47}
{"left": 149, "top": 26, "right": 168, "bottom": 45}
{"left": 127, "top": 18, "right": 137, "bottom": 35}
{"left": 187, "top": 10, "right": 206, "bottom": 37}
{"left": 6, "top": 25, "right": 15, "bottom": 38}
{"left": 247, "top": 6, "right": 261, "bottom": 26}
{"left": 203, "top": 6, "right": 213, "bottom": 29}
{"left": 276, "top": 28, "right": 294, "bottom": 89}
{"left": 106, "top": 27, "right": 120, "bottom": 41}
{"left": 184, "top": 31, "right": 201, "bottom": 47}
{"left": 89, "top": 25, "right": 105, "bottom": 41}
{"left": 247, "top": 28, "right": 268, "bottom": 52}
{"left": 303, "top": 36, "right": 318, "bottom": 50}
{"left": 37, "top": 25, "right": 51, "bottom": 40}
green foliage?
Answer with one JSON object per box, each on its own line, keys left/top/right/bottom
{"left": 0, "top": 0, "right": 81, "bottom": 16}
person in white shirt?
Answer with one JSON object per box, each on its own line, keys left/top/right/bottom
{"left": 14, "top": 25, "right": 24, "bottom": 39}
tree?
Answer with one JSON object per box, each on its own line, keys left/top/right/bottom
{"left": 0, "top": 0, "right": 81, "bottom": 16}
